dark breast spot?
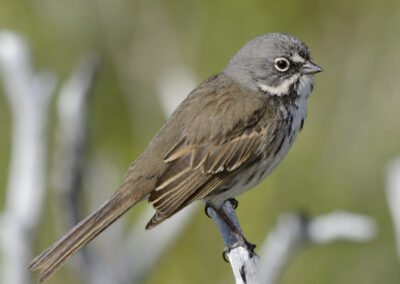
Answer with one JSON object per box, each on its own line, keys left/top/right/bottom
{"left": 300, "top": 119, "right": 304, "bottom": 131}
{"left": 287, "top": 114, "right": 293, "bottom": 134}
{"left": 245, "top": 172, "right": 256, "bottom": 185}
{"left": 273, "top": 136, "right": 286, "bottom": 156}
{"left": 257, "top": 167, "right": 268, "bottom": 181}
{"left": 289, "top": 134, "right": 294, "bottom": 144}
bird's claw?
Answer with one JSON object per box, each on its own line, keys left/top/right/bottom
{"left": 205, "top": 199, "right": 238, "bottom": 218}
{"left": 227, "top": 198, "right": 239, "bottom": 209}
{"left": 205, "top": 204, "right": 212, "bottom": 218}
{"left": 222, "top": 237, "right": 257, "bottom": 263}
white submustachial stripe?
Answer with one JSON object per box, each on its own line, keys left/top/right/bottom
{"left": 258, "top": 74, "right": 299, "bottom": 96}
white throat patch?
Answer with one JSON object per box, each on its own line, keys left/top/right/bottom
{"left": 258, "top": 74, "right": 313, "bottom": 98}
{"left": 258, "top": 74, "right": 299, "bottom": 96}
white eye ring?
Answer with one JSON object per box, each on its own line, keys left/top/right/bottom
{"left": 274, "top": 57, "right": 290, "bottom": 72}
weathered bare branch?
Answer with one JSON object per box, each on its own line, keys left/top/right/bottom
{"left": 208, "top": 201, "right": 260, "bottom": 284}
{"left": 52, "top": 53, "right": 101, "bottom": 283}
{"left": 258, "top": 211, "right": 377, "bottom": 284}
{"left": 0, "top": 31, "right": 56, "bottom": 284}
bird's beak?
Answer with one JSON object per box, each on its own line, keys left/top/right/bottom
{"left": 302, "top": 61, "right": 323, "bottom": 75}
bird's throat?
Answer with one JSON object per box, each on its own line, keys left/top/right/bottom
{"left": 258, "top": 74, "right": 313, "bottom": 99}
{"left": 257, "top": 74, "right": 300, "bottom": 96}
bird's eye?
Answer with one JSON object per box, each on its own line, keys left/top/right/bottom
{"left": 274, "top": 57, "right": 290, "bottom": 72}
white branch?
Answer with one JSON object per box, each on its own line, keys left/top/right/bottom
{"left": 307, "top": 211, "right": 377, "bottom": 244}
{"left": 208, "top": 201, "right": 260, "bottom": 284}
{"left": 386, "top": 157, "right": 400, "bottom": 261}
{"left": 52, "top": 53, "right": 101, "bottom": 283}
{"left": 257, "top": 211, "right": 377, "bottom": 284}
{"left": 55, "top": 52, "right": 100, "bottom": 226}
{"left": 257, "top": 213, "right": 306, "bottom": 284}
{"left": 0, "top": 31, "right": 56, "bottom": 284}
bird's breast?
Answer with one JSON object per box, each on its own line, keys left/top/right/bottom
{"left": 206, "top": 98, "right": 307, "bottom": 206}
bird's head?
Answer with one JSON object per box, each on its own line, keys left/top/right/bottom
{"left": 224, "top": 32, "right": 322, "bottom": 98}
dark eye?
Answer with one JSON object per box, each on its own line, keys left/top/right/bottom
{"left": 274, "top": 57, "right": 290, "bottom": 72}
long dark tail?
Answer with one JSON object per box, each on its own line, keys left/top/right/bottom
{"left": 29, "top": 182, "right": 141, "bottom": 282}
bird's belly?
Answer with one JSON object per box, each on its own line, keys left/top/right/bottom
{"left": 212, "top": 139, "right": 293, "bottom": 204}
{"left": 204, "top": 139, "right": 292, "bottom": 207}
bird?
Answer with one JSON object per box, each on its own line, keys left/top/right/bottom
{"left": 29, "top": 32, "right": 322, "bottom": 282}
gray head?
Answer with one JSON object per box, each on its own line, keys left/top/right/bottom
{"left": 224, "top": 33, "right": 322, "bottom": 97}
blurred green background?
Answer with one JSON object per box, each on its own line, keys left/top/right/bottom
{"left": 1, "top": 0, "right": 400, "bottom": 283}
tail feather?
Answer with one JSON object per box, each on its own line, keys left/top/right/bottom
{"left": 29, "top": 182, "right": 140, "bottom": 282}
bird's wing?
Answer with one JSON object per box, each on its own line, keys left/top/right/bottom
{"left": 146, "top": 73, "right": 282, "bottom": 228}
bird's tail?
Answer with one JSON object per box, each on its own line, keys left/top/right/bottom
{"left": 29, "top": 181, "right": 141, "bottom": 283}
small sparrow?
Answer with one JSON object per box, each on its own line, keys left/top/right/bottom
{"left": 30, "top": 32, "right": 322, "bottom": 282}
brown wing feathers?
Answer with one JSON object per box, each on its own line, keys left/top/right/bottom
{"left": 145, "top": 75, "right": 275, "bottom": 228}
{"left": 146, "top": 126, "right": 267, "bottom": 229}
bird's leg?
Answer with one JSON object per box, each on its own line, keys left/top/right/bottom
{"left": 210, "top": 205, "right": 256, "bottom": 262}
{"left": 205, "top": 198, "right": 239, "bottom": 218}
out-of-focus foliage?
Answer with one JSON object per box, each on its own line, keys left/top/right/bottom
{"left": 1, "top": 0, "right": 400, "bottom": 283}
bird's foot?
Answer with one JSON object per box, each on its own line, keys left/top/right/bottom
{"left": 227, "top": 198, "right": 239, "bottom": 209}
{"left": 222, "top": 236, "right": 257, "bottom": 262}
{"left": 205, "top": 198, "right": 238, "bottom": 218}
